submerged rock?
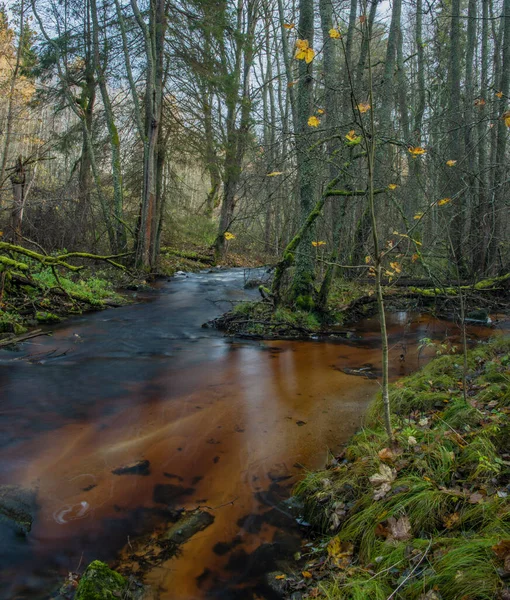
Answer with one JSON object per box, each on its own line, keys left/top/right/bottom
{"left": 0, "top": 484, "right": 37, "bottom": 534}
{"left": 112, "top": 460, "right": 151, "bottom": 476}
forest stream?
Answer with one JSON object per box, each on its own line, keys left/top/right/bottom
{"left": 0, "top": 268, "right": 503, "bottom": 600}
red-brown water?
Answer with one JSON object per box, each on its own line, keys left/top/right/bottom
{"left": 0, "top": 269, "right": 502, "bottom": 599}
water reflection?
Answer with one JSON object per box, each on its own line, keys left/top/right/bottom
{"left": 0, "top": 270, "right": 503, "bottom": 599}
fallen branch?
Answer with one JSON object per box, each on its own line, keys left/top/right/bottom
{"left": 0, "top": 328, "right": 51, "bottom": 347}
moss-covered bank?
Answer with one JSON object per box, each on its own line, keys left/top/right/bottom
{"left": 282, "top": 336, "right": 510, "bottom": 599}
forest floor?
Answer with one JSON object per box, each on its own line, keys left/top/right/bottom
{"left": 267, "top": 335, "right": 510, "bottom": 600}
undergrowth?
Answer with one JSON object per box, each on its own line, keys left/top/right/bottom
{"left": 290, "top": 336, "right": 510, "bottom": 599}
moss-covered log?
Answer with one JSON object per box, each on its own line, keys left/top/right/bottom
{"left": 409, "top": 273, "right": 509, "bottom": 296}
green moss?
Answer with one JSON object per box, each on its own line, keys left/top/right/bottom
{"left": 76, "top": 561, "right": 127, "bottom": 600}
{"left": 35, "top": 311, "right": 61, "bottom": 324}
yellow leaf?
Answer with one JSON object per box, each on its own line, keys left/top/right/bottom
{"left": 384, "top": 270, "right": 395, "bottom": 277}
{"left": 390, "top": 262, "right": 401, "bottom": 273}
{"left": 317, "top": 108, "right": 324, "bottom": 114}
{"left": 357, "top": 102, "right": 371, "bottom": 114}
{"left": 302, "top": 571, "right": 313, "bottom": 579}
{"left": 275, "top": 574, "right": 286, "bottom": 580}
{"left": 304, "top": 47, "right": 315, "bottom": 63}
{"left": 295, "top": 39, "right": 309, "bottom": 50}
{"left": 412, "top": 253, "right": 419, "bottom": 262}
{"left": 495, "top": 91, "right": 504, "bottom": 98}
{"left": 308, "top": 116, "right": 320, "bottom": 127}
{"left": 388, "top": 183, "right": 398, "bottom": 190}
{"left": 446, "top": 160, "right": 457, "bottom": 167}
{"left": 267, "top": 171, "right": 283, "bottom": 177}
{"left": 408, "top": 146, "right": 426, "bottom": 158}
{"left": 438, "top": 197, "right": 451, "bottom": 206}
{"left": 503, "top": 111, "right": 510, "bottom": 127}
{"left": 365, "top": 255, "right": 371, "bottom": 264}
{"left": 329, "top": 28, "right": 341, "bottom": 39}
{"left": 368, "top": 267, "right": 376, "bottom": 277}
{"left": 345, "top": 129, "right": 358, "bottom": 141}
{"left": 312, "top": 241, "right": 326, "bottom": 247}
{"left": 413, "top": 212, "right": 423, "bottom": 220}
{"left": 283, "top": 23, "right": 295, "bottom": 29}
{"left": 224, "top": 232, "right": 236, "bottom": 240}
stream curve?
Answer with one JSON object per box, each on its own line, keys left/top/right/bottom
{"left": 0, "top": 268, "right": 498, "bottom": 599}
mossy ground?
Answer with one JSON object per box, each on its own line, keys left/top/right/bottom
{"left": 0, "top": 264, "right": 129, "bottom": 340}
{"left": 286, "top": 336, "right": 510, "bottom": 599}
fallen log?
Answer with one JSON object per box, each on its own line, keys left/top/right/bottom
{"left": 0, "top": 329, "right": 51, "bottom": 348}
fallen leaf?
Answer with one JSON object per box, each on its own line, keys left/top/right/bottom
{"left": 378, "top": 447, "right": 394, "bottom": 462}
{"left": 302, "top": 571, "right": 313, "bottom": 578}
{"left": 387, "top": 515, "right": 412, "bottom": 541}
{"left": 469, "top": 491, "right": 484, "bottom": 504}
{"left": 493, "top": 540, "right": 510, "bottom": 573}
{"left": 267, "top": 171, "right": 283, "bottom": 177}
{"left": 275, "top": 574, "right": 286, "bottom": 580}
{"left": 369, "top": 464, "right": 396, "bottom": 500}
{"left": 443, "top": 512, "right": 460, "bottom": 529}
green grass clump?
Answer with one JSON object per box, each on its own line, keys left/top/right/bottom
{"left": 293, "top": 336, "right": 510, "bottom": 599}
{"left": 33, "top": 269, "right": 120, "bottom": 305}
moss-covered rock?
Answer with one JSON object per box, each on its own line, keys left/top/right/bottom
{"left": 35, "top": 311, "right": 61, "bottom": 324}
{"left": 0, "top": 485, "right": 37, "bottom": 534}
{"left": 75, "top": 561, "right": 127, "bottom": 600}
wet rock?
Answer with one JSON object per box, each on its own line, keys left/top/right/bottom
{"left": 153, "top": 483, "right": 195, "bottom": 505}
{"left": 0, "top": 484, "right": 37, "bottom": 534}
{"left": 112, "top": 460, "right": 151, "bottom": 476}
{"left": 213, "top": 535, "right": 243, "bottom": 556}
{"left": 265, "top": 571, "right": 288, "bottom": 597}
{"left": 163, "top": 510, "right": 214, "bottom": 544}
{"left": 268, "top": 464, "right": 292, "bottom": 482}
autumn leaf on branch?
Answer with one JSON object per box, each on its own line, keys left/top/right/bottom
{"left": 308, "top": 116, "right": 320, "bottom": 127}
{"left": 329, "top": 28, "right": 341, "bottom": 39}
{"left": 438, "top": 197, "right": 452, "bottom": 206}
{"left": 224, "top": 232, "right": 236, "bottom": 240}
{"left": 446, "top": 160, "right": 457, "bottom": 167}
{"left": 388, "top": 183, "right": 398, "bottom": 190}
{"left": 295, "top": 39, "right": 315, "bottom": 63}
{"left": 357, "top": 102, "right": 371, "bottom": 114}
{"left": 408, "top": 146, "right": 427, "bottom": 158}
{"left": 283, "top": 23, "right": 295, "bottom": 29}
{"left": 503, "top": 110, "right": 510, "bottom": 127}
{"left": 267, "top": 171, "right": 283, "bottom": 177}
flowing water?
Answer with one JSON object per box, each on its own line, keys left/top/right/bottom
{"left": 0, "top": 269, "right": 502, "bottom": 599}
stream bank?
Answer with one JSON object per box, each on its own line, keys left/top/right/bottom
{"left": 0, "top": 269, "right": 504, "bottom": 600}
{"left": 281, "top": 336, "right": 510, "bottom": 600}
